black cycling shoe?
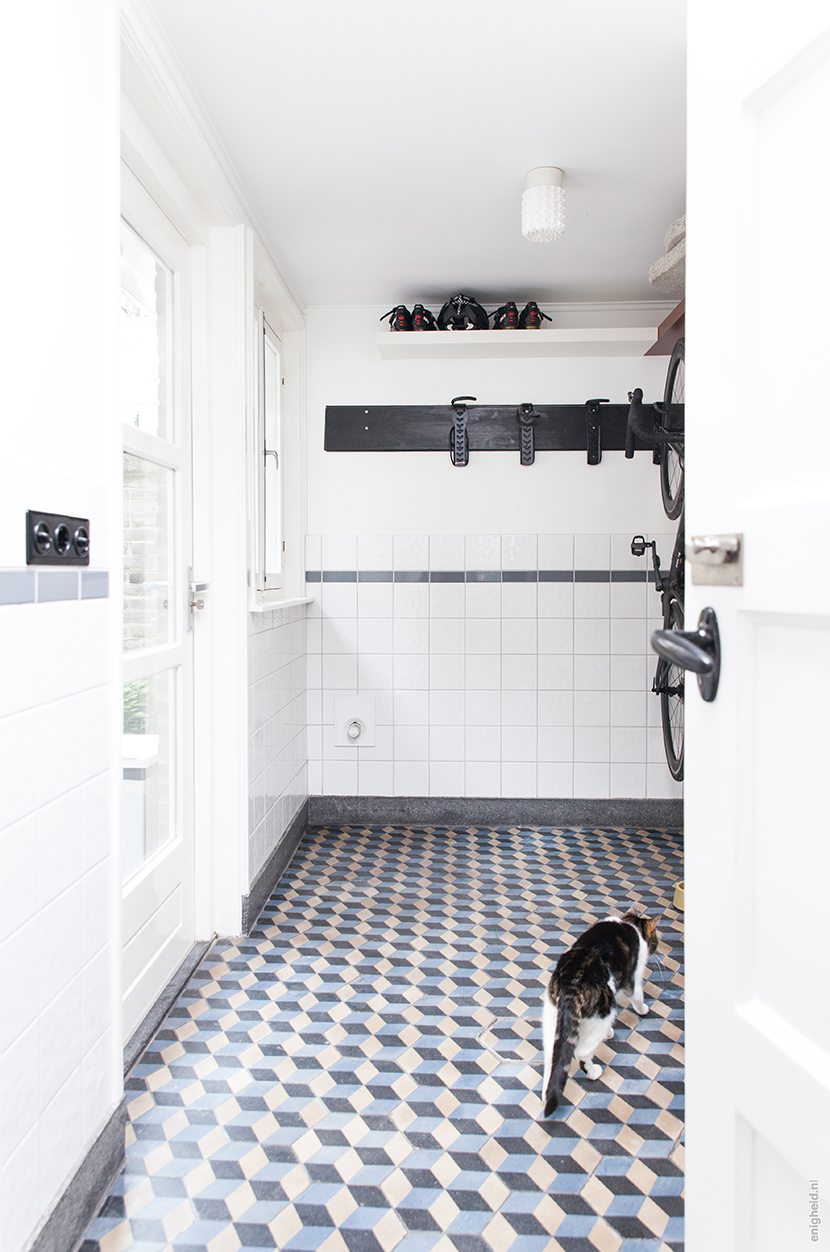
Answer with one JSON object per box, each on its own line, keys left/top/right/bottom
{"left": 491, "top": 301, "right": 520, "bottom": 329}
{"left": 380, "top": 305, "right": 412, "bottom": 331}
{"left": 518, "top": 301, "right": 552, "bottom": 329}
{"left": 437, "top": 293, "right": 490, "bottom": 331}
{"left": 410, "top": 304, "right": 437, "bottom": 331}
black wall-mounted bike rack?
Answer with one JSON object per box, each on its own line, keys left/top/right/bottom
{"left": 325, "top": 399, "right": 663, "bottom": 465}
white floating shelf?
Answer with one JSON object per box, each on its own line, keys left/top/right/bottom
{"left": 377, "top": 326, "right": 659, "bottom": 359}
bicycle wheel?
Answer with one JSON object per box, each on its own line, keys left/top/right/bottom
{"left": 660, "top": 338, "right": 685, "bottom": 520}
{"left": 654, "top": 595, "right": 684, "bottom": 781}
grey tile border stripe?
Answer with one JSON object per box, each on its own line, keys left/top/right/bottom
{"left": 305, "top": 568, "right": 653, "bottom": 587}
{"left": 322, "top": 570, "right": 357, "bottom": 582}
{"left": 502, "top": 570, "right": 537, "bottom": 582}
{"left": 0, "top": 571, "right": 36, "bottom": 604}
{"left": 305, "top": 570, "right": 322, "bottom": 582}
{"left": 575, "top": 569, "right": 611, "bottom": 582}
{"left": 37, "top": 570, "right": 79, "bottom": 601}
{"left": 394, "top": 570, "right": 429, "bottom": 582}
{"left": 358, "top": 570, "right": 394, "bottom": 582}
{"left": 81, "top": 571, "right": 109, "bottom": 599}
{"left": 539, "top": 570, "right": 574, "bottom": 582}
{"left": 611, "top": 570, "right": 647, "bottom": 582}
{"left": 430, "top": 571, "right": 465, "bottom": 582}
{"left": 466, "top": 570, "right": 500, "bottom": 582}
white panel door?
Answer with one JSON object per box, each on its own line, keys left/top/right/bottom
{"left": 686, "top": 5, "right": 830, "bottom": 1249}
{"left": 120, "top": 167, "right": 196, "bottom": 1041}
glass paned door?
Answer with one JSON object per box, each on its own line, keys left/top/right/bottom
{"left": 119, "top": 172, "right": 195, "bottom": 1042}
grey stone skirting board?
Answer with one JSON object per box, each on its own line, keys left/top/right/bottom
{"left": 29, "top": 1098, "right": 126, "bottom": 1252}
{"left": 307, "top": 795, "right": 683, "bottom": 831}
{"left": 242, "top": 799, "right": 310, "bottom": 934}
{"left": 124, "top": 940, "right": 213, "bottom": 1078}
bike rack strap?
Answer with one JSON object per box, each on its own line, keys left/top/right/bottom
{"left": 517, "top": 403, "right": 538, "bottom": 466}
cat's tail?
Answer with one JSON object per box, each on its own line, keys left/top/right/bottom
{"left": 543, "top": 995, "right": 579, "bottom": 1117}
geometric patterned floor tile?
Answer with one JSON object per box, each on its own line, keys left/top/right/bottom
{"left": 82, "top": 825, "right": 684, "bottom": 1252}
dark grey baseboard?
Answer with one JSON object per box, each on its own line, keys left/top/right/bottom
{"left": 242, "top": 799, "right": 309, "bottom": 934}
{"left": 29, "top": 1098, "right": 126, "bottom": 1252}
{"left": 124, "top": 940, "right": 213, "bottom": 1077}
{"left": 307, "top": 795, "right": 682, "bottom": 830}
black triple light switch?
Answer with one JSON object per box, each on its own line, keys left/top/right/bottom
{"left": 26, "top": 510, "right": 90, "bottom": 566}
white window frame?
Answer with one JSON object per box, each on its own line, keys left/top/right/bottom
{"left": 257, "top": 315, "right": 284, "bottom": 592}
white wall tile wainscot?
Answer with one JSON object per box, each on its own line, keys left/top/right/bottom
{"left": 305, "top": 534, "right": 682, "bottom": 801}
{"left": 247, "top": 605, "right": 309, "bottom": 879}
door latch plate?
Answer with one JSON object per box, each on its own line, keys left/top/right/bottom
{"left": 687, "top": 533, "right": 743, "bottom": 586}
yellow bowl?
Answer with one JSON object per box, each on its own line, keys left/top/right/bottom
{"left": 673, "top": 880, "right": 684, "bottom": 912}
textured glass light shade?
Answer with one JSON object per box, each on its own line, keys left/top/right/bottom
{"left": 521, "top": 168, "right": 565, "bottom": 242}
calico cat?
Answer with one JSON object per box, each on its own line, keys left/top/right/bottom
{"left": 541, "top": 911, "right": 660, "bottom": 1118}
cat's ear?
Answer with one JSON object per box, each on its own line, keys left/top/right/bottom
{"left": 646, "top": 915, "right": 661, "bottom": 935}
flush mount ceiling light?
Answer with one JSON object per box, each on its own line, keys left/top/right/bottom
{"left": 521, "top": 167, "right": 565, "bottom": 242}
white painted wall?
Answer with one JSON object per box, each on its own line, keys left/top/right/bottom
{"left": 0, "top": 3, "right": 121, "bottom": 1249}
{"left": 305, "top": 310, "right": 681, "bottom": 802}
{"left": 306, "top": 309, "right": 672, "bottom": 535}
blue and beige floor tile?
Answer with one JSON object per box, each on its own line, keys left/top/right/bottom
{"left": 84, "top": 825, "right": 684, "bottom": 1252}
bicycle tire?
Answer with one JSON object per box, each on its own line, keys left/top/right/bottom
{"left": 660, "top": 338, "right": 685, "bottom": 520}
{"left": 656, "top": 595, "right": 684, "bottom": 781}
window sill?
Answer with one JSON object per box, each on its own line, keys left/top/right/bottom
{"left": 250, "top": 596, "right": 313, "bottom": 614}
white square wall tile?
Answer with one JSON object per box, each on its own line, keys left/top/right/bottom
{"left": 465, "top": 762, "right": 501, "bottom": 798}
{"left": 430, "top": 618, "right": 464, "bottom": 653}
{"left": 307, "top": 759, "right": 323, "bottom": 793}
{"left": 465, "top": 690, "right": 500, "bottom": 726}
{"left": 501, "top": 619, "right": 536, "bottom": 654}
{"left": 611, "top": 618, "right": 650, "bottom": 655}
{"left": 538, "top": 726, "right": 573, "bottom": 762}
{"left": 465, "top": 726, "right": 500, "bottom": 761}
{"left": 501, "top": 762, "right": 537, "bottom": 798}
{"left": 538, "top": 582, "right": 574, "bottom": 618}
{"left": 611, "top": 581, "right": 649, "bottom": 618}
{"left": 357, "top": 724, "right": 394, "bottom": 762}
{"left": 574, "top": 534, "right": 610, "bottom": 569}
{"left": 611, "top": 655, "right": 649, "bottom": 692}
{"left": 395, "top": 618, "right": 429, "bottom": 653}
{"left": 611, "top": 727, "right": 648, "bottom": 763}
{"left": 429, "top": 761, "right": 465, "bottom": 796}
{"left": 394, "top": 535, "right": 429, "bottom": 570}
{"left": 307, "top": 617, "right": 322, "bottom": 651}
{"left": 538, "top": 535, "right": 573, "bottom": 570}
{"left": 430, "top": 583, "right": 465, "bottom": 618}
{"left": 322, "top": 534, "right": 356, "bottom": 570}
{"left": 465, "top": 655, "right": 500, "bottom": 690}
{"left": 466, "top": 619, "right": 500, "bottom": 653}
{"left": 429, "top": 690, "right": 465, "bottom": 726}
{"left": 323, "top": 760, "right": 358, "bottom": 795}
{"left": 430, "top": 535, "right": 465, "bottom": 571}
{"left": 574, "top": 619, "right": 610, "bottom": 654}
{"left": 611, "top": 764, "right": 647, "bottom": 798}
{"left": 501, "top": 690, "right": 536, "bottom": 726}
{"left": 393, "top": 653, "right": 429, "bottom": 689}
{"left": 502, "top": 726, "right": 536, "bottom": 762}
{"left": 646, "top": 763, "right": 683, "bottom": 799}
{"left": 358, "top": 535, "right": 393, "bottom": 569}
{"left": 647, "top": 727, "right": 666, "bottom": 763}
{"left": 322, "top": 582, "right": 357, "bottom": 617}
{"left": 574, "top": 726, "right": 610, "bottom": 763}
{"left": 394, "top": 690, "right": 429, "bottom": 724}
{"left": 465, "top": 583, "right": 501, "bottom": 618}
{"left": 394, "top": 761, "right": 429, "bottom": 796}
{"left": 358, "top": 618, "right": 394, "bottom": 654}
{"left": 573, "top": 583, "right": 610, "bottom": 618}
{"left": 430, "top": 655, "right": 465, "bottom": 690}
{"left": 573, "top": 655, "right": 610, "bottom": 691}
{"left": 501, "top": 583, "right": 537, "bottom": 618}
{"left": 574, "top": 763, "right": 610, "bottom": 798}
{"left": 361, "top": 689, "right": 394, "bottom": 724}
{"left": 611, "top": 533, "right": 644, "bottom": 570}
{"left": 502, "top": 535, "right": 536, "bottom": 570}
{"left": 501, "top": 655, "right": 537, "bottom": 690}
{"left": 307, "top": 653, "right": 322, "bottom": 691}
{"left": 466, "top": 535, "right": 500, "bottom": 570}
{"left": 358, "top": 760, "right": 393, "bottom": 796}
{"left": 538, "top": 619, "right": 573, "bottom": 653}
{"left": 393, "top": 584, "right": 429, "bottom": 618}
{"left": 574, "top": 690, "right": 610, "bottom": 727}
{"left": 538, "top": 762, "right": 573, "bottom": 798}
{"left": 538, "top": 655, "right": 573, "bottom": 690}
{"left": 611, "top": 691, "right": 648, "bottom": 727}
{"left": 395, "top": 725, "right": 429, "bottom": 760}
{"left": 323, "top": 618, "right": 358, "bottom": 654}
{"left": 358, "top": 582, "right": 393, "bottom": 617}
{"left": 538, "top": 691, "right": 573, "bottom": 726}
{"left": 323, "top": 654, "right": 358, "bottom": 689}
{"left": 429, "top": 726, "right": 464, "bottom": 760}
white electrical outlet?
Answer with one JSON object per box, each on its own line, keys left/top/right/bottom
{"left": 333, "top": 696, "right": 376, "bottom": 746}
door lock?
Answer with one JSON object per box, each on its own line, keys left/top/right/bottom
{"left": 187, "top": 567, "right": 209, "bottom": 630}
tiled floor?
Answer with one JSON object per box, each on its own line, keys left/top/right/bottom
{"left": 84, "top": 824, "right": 684, "bottom": 1252}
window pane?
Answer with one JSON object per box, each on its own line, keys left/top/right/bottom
{"left": 122, "top": 669, "right": 175, "bottom": 881}
{"left": 120, "top": 220, "right": 173, "bottom": 441}
{"left": 123, "top": 453, "right": 175, "bottom": 651}
{"left": 263, "top": 334, "right": 282, "bottom": 585}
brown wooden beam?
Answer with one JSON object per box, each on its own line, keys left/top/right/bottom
{"left": 645, "top": 298, "right": 685, "bottom": 356}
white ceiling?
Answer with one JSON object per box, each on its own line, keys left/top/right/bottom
{"left": 150, "top": 1, "right": 686, "bottom": 311}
